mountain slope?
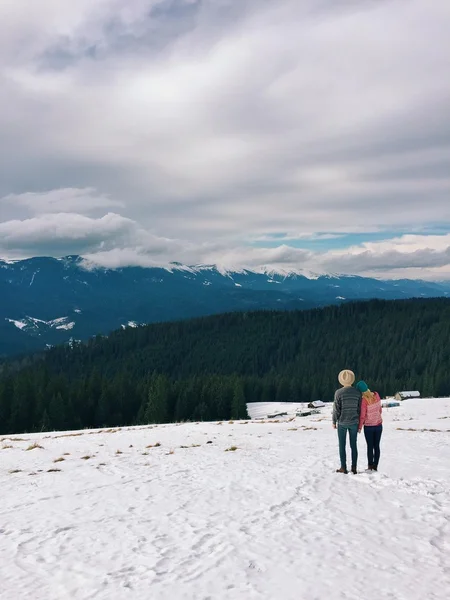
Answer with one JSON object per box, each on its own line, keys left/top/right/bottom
{"left": 2, "top": 398, "right": 449, "bottom": 600}
{"left": 1, "top": 255, "right": 449, "bottom": 356}
{"left": 2, "top": 298, "right": 450, "bottom": 435}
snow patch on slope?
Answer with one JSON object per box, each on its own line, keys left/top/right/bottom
{"left": 5, "top": 315, "right": 76, "bottom": 332}
{"left": 55, "top": 322, "right": 75, "bottom": 331}
{"left": 121, "top": 321, "right": 139, "bottom": 329}
{"left": 6, "top": 318, "right": 28, "bottom": 330}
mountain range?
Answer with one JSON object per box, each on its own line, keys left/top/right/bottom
{"left": 1, "top": 255, "right": 450, "bottom": 357}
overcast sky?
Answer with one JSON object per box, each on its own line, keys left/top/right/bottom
{"left": 0, "top": 0, "right": 449, "bottom": 279}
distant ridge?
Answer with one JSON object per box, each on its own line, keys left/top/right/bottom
{"left": 1, "top": 255, "right": 449, "bottom": 356}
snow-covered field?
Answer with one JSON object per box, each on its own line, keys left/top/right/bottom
{"left": 1, "top": 399, "right": 449, "bottom": 600}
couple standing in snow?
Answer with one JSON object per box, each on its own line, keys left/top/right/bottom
{"left": 332, "top": 369, "right": 383, "bottom": 474}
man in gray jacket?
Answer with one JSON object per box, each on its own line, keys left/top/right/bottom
{"left": 333, "top": 369, "right": 362, "bottom": 474}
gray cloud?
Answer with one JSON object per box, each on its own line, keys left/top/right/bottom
{"left": 0, "top": 1, "right": 449, "bottom": 277}
{"left": 322, "top": 248, "right": 450, "bottom": 274}
{"left": 1, "top": 188, "right": 123, "bottom": 216}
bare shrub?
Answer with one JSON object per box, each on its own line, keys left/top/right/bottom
{"left": 26, "top": 442, "right": 44, "bottom": 451}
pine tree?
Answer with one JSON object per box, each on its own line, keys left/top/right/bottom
{"left": 144, "top": 375, "right": 169, "bottom": 424}
{"left": 0, "top": 376, "right": 13, "bottom": 435}
{"left": 96, "top": 386, "right": 111, "bottom": 428}
{"left": 40, "top": 409, "right": 51, "bottom": 432}
{"left": 232, "top": 380, "right": 248, "bottom": 420}
{"left": 9, "top": 376, "right": 33, "bottom": 433}
{"left": 49, "top": 392, "right": 66, "bottom": 431}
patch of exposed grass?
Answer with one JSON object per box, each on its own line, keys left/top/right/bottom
{"left": 47, "top": 468, "right": 61, "bottom": 473}
{"left": 146, "top": 442, "right": 161, "bottom": 448}
{"left": 166, "top": 449, "right": 175, "bottom": 455}
{"left": 287, "top": 428, "right": 298, "bottom": 431}
{"left": 9, "top": 469, "right": 22, "bottom": 474}
{"left": 116, "top": 450, "right": 123, "bottom": 454}
{"left": 142, "top": 452, "right": 149, "bottom": 456}
{"left": 396, "top": 427, "right": 449, "bottom": 433}
{"left": 180, "top": 444, "right": 201, "bottom": 448}
{"left": 63, "top": 452, "right": 70, "bottom": 456}
{"left": 2, "top": 444, "right": 13, "bottom": 449}
{"left": 225, "top": 446, "right": 238, "bottom": 452}
{"left": 53, "top": 457, "right": 65, "bottom": 463}
{"left": 26, "top": 442, "right": 44, "bottom": 451}
{"left": 80, "top": 455, "right": 92, "bottom": 460}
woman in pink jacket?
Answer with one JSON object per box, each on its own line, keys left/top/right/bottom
{"left": 357, "top": 380, "right": 383, "bottom": 471}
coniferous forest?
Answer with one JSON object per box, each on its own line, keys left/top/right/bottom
{"left": 1, "top": 298, "right": 450, "bottom": 435}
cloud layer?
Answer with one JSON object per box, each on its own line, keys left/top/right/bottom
{"left": 0, "top": 1, "right": 449, "bottom": 278}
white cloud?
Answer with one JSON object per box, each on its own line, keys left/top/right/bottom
{"left": 318, "top": 234, "right": 450, "bottom": 279}
{"left": 0, "top": 212, "right": 135, "bottom": 256}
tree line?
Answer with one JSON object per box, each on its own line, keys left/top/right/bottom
{"left": 1, "top": 298, "right": 450, "bottom": 435}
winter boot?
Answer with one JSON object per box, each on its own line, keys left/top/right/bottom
{"left": 351, "top": 466, "right": 357, "bottom": 475}
{"left": 336, "top": 467, "right": 348, "bottom": 474}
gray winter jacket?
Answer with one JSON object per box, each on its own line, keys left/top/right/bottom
{"left": 332, "top": 386, "right": 362, "bottom": 426}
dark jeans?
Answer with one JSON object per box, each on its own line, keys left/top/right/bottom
{"left": 364, "top": 424, "right": 383, "bottom": 468}
{"left": 338, "top": 424, "right": 358, "bottom": 469}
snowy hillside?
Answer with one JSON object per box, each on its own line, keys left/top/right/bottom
{"left": 1, "top": 398, "right": 449, "bottom": 600}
